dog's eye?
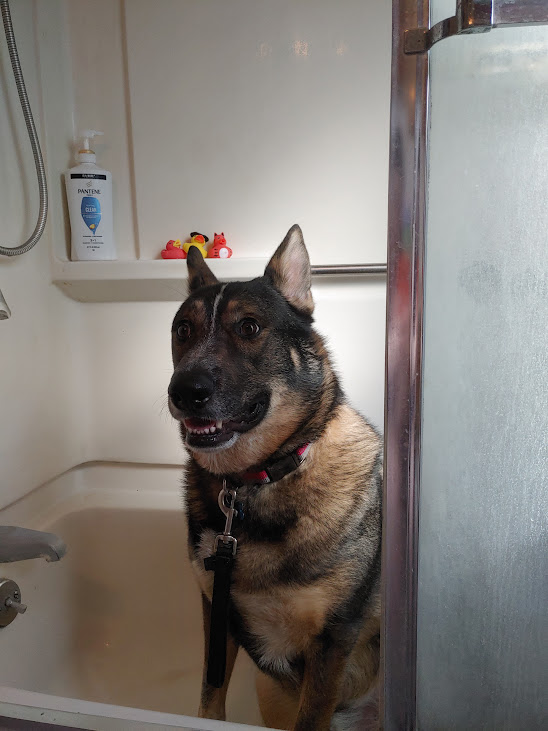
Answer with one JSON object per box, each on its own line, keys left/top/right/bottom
{"left": 176, "top": 321, "right": 191, "bottom": 341}
{"left": 236, "top": 318, "right": 261, "bottom": 338}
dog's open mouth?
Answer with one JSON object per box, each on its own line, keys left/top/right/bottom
{"left": 182, "top": 397, "right": 268, "bottom": 450}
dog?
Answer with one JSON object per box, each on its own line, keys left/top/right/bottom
{"left": 168, "top": 225, "right": 382, "bottom": 731}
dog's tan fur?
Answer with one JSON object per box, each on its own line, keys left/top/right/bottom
{"left": 169, "top": 226, "right": 382, "bottom": 730}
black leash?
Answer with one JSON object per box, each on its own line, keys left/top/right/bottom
{"left": 202, "top": 443, "right": 312, "bottom": 688}
{"left": 204, "top": 481, "right": 237, "bottom": 688}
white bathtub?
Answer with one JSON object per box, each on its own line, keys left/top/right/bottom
{"left": 0, "top": 463, "right": 265, "bottom": 729}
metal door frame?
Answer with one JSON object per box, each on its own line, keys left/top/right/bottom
{"left": 382, "top": 0, "right": 429, "bottom": 728}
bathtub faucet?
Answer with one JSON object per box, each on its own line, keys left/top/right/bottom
{"left": 0, "top": 526, "right": 66, "bottom": 627}
{"left": 0, "top": 526, "right": 67, "bottom": 563}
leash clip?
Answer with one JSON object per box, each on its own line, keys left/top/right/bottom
{"left": 204, "top": 478, "right": 238, "bottom": 688}
{"left": 215, "top": 479, "right": 238, "bottom": 556}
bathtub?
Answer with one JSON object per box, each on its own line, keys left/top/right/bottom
{"left": 0, "top": 463, "right": 265, "bottom": 729}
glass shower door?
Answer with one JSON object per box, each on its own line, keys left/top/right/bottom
{"left": 417, "top": 14, "right": 548, "bottom": 731}
{"left": 385, "top": 1, "right": 548, "bottom": 728}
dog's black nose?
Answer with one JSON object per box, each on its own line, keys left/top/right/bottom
{"left": 169, "top": 370, "right": 215, "bottom": 411}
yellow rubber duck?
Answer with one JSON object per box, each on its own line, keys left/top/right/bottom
{"left": 183, "top": 233, "right": 208, "bottom": 258}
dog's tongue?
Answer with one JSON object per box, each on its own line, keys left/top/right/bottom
{"left": 184, "top": 418, "right": 217, "bottom": 429}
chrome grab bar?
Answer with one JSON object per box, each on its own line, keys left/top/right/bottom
{"left": 311, "top": 263, "right": 387, "bottom": 277}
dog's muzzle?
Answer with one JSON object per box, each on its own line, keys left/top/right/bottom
{"left": 168, "top": 369, "right": 269, "bottom": 451}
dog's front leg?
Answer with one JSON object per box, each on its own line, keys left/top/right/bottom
{"left": 198, "top": 593, "right": 239, "bottom": 720}
{"left": 293, "top": 639, "right": 347, "bottom": 731}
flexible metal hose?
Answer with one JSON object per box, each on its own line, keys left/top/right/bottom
{"left": 0, "top": 0, "right": 48, "bottom": 256}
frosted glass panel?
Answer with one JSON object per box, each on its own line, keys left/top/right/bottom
{"left": 417, "top": 25, "right": 548, "bottom": 730}
{"left": 430, "top": 0, "right": 456, "bottom": 26}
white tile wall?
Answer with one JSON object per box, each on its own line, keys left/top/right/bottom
{"left": 0, "top": 0, "right": 389, "bottom": 507}
{"left": 0, "top": 0, "right": 89, "bottom": 510}
{"left": 123, "top": 0, "right": 391, "bottom": 263}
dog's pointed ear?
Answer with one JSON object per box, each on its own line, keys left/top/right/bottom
{"left": 187, "top": 246, "right": 219, "bottom": 293}
{"left": 264, "top": 225, "right": 313, "bottom": 315}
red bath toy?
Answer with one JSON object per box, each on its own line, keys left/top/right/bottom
{"left": 207, "top": 232, "right": 232, "bottom": 259}
{"left": 161, "top": 240, "right": 186, "bottom": 259}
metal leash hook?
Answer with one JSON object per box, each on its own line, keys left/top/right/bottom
{"left": 215, "top": 480, "right": 238, "bottom": 555}
{"left": 204, "top": 479, "right": 239, "bottom": 688}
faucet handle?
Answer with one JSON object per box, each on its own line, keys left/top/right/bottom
{"left": 0, "top": 578, "right": 26, "bottom": 627}
{"left": 5, "top": 596, "right": 27, "bottom": 614}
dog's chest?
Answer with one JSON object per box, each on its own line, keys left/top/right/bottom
{"left": 231, "top": 581, "right": 332, "bottom": 674}
{"left": 191, "top": 527, "right": 333, "bottom": 678}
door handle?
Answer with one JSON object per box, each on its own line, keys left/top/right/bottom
{"left": 405, "top": 0, "right": 548, "bottom": 54}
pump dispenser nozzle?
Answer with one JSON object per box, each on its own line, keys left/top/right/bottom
{"left": 77, "top": 130, "right": 103, "bottom": 163}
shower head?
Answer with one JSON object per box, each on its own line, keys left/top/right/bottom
{"left": 0, "top": 287, "right": 11, "bottom": 319}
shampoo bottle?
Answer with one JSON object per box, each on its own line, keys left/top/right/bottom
{"left": 65, "top": 130, "right": 115, "bottom": 260}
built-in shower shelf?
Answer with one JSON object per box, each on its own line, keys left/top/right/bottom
{"left": 52, "top": 258, "right": 387, "bottom": 303}
{"left": 52, "top": 258, "right": 270, "bottom": 302}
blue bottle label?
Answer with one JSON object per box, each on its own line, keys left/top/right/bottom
{"left": 81, "top": 196, "right": 101, "bottom": 233}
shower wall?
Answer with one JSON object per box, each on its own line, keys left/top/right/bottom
{"left": 0, "top": 0, "right": 87, "bottom": 508}
{"left": 0, "top": 0, "right": 390, "bottom": 509}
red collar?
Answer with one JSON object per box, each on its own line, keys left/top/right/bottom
{"left": 233, "top": 443, "right": 312, "bottom": 486}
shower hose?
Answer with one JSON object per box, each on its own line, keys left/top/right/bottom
{"left": 0, "top": 0, "right": 48, "bottom": 256}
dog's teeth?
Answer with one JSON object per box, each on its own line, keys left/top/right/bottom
{"left": 216, "top": 420, "right": 222, "bottom": 430}
{"left": 187, "top": 424, "right": 221, "bottom": 436}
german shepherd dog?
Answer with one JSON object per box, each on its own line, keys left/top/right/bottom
{"left": 168, "top": 225, "right": 382, "bottom": 730}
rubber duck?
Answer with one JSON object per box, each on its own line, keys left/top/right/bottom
{"left": 161, "top": 240, "right": 185, "bottom": 259}
{"left": 183, "top": 232, "right": 209, "bottom": 259}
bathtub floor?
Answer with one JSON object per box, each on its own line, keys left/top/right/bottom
{"left": 0, "top": 497, "right": 264, "bottom": 727}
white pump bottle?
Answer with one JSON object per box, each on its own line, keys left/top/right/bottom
{"left": 65, "top": 130, "right": 115, "bottom": 261}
